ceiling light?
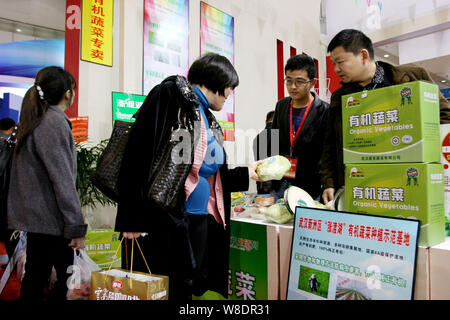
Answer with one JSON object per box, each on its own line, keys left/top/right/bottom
{"left": 383, "top": 54, "right": 390, "bottom": 58}
{"left": 441, "top": 80, "right": 447, "bottom": 83}
{"left": 16, "top": 28, "right": 21, "bottom": 32}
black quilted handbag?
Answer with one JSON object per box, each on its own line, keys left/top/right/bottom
{"left": 147, "top": 108, "right": 194, "bottom": 211}
{"left": 90, "top": 119, "right": 134, "bottom": 202}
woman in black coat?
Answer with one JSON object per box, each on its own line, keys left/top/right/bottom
{"left": 115, "top": 53, "right": 261, "bottom": 300}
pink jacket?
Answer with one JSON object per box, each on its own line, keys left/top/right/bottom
{"left": 184, "top": 112, "right": 226, "bottom": 228}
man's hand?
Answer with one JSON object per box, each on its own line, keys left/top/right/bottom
{"left": 123, "top": 232, "right": 143, "bottom": 239}
{"left": 248, "top": 160, "right": 263, "bottom": 182}
{"left": 69, "top": 237, "right": 86, "bottom": 250}
{"left": 322, "top": 188, "right": 335, "bottom": 204}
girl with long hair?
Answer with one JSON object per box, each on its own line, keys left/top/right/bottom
{"left": 8, "top": 66, "right": 87, "bottom": 300}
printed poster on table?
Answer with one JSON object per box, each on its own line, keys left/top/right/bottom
{"left": 287, "top": 207, "right": 420, "bottom": 300}
{"left": 200, "top": 2, "right": 235, "bottom": 141}
{"left": 111, "top": 92, "right": 145, "bottom": 124}
{"left": 81, "top": 0, "right": 114, "bottom": 66}
{"left": 143, "top": 0, "right": 189, "bottom": 95}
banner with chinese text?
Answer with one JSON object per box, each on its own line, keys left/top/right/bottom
{"left": 112, "top": 92, "right": 145, "bottom": 124}
{"left": 287, "top": 207, "right": 419, "bottom": 300}
{"left": 69, "top": 116, "right": 89, "bottom": 143}
{"left": 194, "top": 220, "right": 279, "bottom": 300}
{"left": 143, "top": 0, "right": 189, "bottom": 95}
{"left": 200, "top": 2, "right": 235, "bottom": 141}
{"left": 81, "top": 0, "right": 113, "bottom": 66}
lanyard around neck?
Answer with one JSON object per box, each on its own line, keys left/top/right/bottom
{"left": 290, "top": 93, "right": 314, "bottom": 150}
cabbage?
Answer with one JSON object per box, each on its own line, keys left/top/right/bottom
{"left": 314, "top": 201, "right": 325, "bottom": 209}
{"left": 256, "top": 156, "right": 291, "bottom": 181}
{"left": 264, "top": 203, "right": 293, "bottom": 224}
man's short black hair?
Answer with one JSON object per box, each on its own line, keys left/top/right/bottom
{"left": 266, "top": 110, "right": 275, "bottom": 122}
{"left": 327, "top": 29, "right": 374, "bottom": 59}
{"left": 0, "top": 117, "right": 16, "bottom": 131}
{"left": 188, "top": 53, "right": 239, "bottom": 96}
{"left": 284, "top": 54, "right": 317, "bottom": 80}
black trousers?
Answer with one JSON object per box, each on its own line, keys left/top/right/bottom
{"left": 121, "top": 214, "right": 208, "bottom": 300}
{"left": 188, "top": 214, "right": 208, "bottom": 296}
{"left": 20, "top": 233, "right": 74, "bottom": 300}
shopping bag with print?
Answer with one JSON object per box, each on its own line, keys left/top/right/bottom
{"left": 90, "top": 237, "right": 168, "bottom": 300}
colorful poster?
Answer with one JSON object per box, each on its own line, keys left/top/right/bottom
{"left": 69, "top": 116, "right": 89, "bottom": 143}
{"left": 81, "top": 0, "right": 114, "bottom": 66}
{"left": 287, "top": 207, "right": 420, "bottom": 300}
{"left": 200, "top": 2, "right": 235, "bottom": 141}
{"left": 111, "top": 92, "right": 145, "bottom": 123}
{"left": 85, "top": 229, "right": 121, "bottom": 269}
{"left": 143, "top": 0, "right": 189, "bottom": 95}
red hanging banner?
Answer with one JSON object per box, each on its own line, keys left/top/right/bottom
{"left": 64, "top": 0, "right": 81, "bottom": 118}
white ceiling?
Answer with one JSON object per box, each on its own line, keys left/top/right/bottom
{"left": 375, "top": 42, "right": 450, "bottom": 90}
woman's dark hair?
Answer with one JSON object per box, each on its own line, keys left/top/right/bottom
{"left": 284, "top": 54, "right": 317, "bottom": 80}
{"left": 15, "top": 66, "right": 76, "bottom": 154}
{"left": 187, "top": 53, "right": 239, "bottom": 96}
{"left": 327, "top": 29, "right": 374, "bottom": 60}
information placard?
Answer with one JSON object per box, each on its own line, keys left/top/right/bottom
{"left": 287, "top": 207, "right": 419, "bottom": 300}
{"left": 111, "top": 92, "right": 145, "bottom": 124}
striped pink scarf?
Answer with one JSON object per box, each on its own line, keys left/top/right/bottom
{"left": 184, "top": 112, "right": 226, "bottom": 228}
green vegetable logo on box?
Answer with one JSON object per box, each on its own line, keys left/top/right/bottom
{"left": 345, "top": 163, "right": 445, "bottom": 247}
{"left": 406, "top": 167, "right": 419, "bottom": 186}
{"left": 400, "top": 86, "right": 413, "bottom": 106}
{"left": 342, "top": 81, "right": 440, "bottom": 164}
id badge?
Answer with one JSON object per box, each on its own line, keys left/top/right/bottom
{"left": 284, "top": 157, "right": 297, "bottom": 179}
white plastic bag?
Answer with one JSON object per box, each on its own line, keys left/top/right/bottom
{"left": 66, "top": 249, "right": 100, "bottom": 300}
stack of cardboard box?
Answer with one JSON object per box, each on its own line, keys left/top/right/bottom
{"left": 341, "top": 81, "right": 445, "bottom": 248}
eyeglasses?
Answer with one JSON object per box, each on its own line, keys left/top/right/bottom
{"left": 284, "top": 77, "right": 312, "bottom": 87}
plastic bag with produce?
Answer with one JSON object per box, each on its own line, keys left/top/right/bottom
{"left": 66, "top": 249, "right": 100, "bottom": 300}
{"left": 264, "top": 202, "right": 293, "bottom": 224}
{"left": 256, "top": 155, "right": 291, "bottom": 181}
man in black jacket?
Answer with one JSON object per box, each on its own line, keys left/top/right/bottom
{"left": 321, "top": 29, "right": 450, "bottom": 204}
{"left": 271, "top": 54, "right": 329, "bottom": 200}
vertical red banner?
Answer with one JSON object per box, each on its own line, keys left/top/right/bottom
{"left": 326, "top": 56, "right": 341, "bottom": 94}
{"left": 277, "top": 39, "right": 284, "bottom": 100}
{"left": 64, "top": 0, "right": 81, "bottom": 118}
{"left": 290, "top": 46, "right": 297, "bottom": 57}
{"left": 313, "top": 58, "right": 319, "bottom": 94}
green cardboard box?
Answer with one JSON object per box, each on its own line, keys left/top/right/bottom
{"left": 345, "top": 163, "right": 445, "bottom": 247}
{"left": 85, "top": 229, "right": 121, "bottom": 269}
{"left": 342, "top": 81, "right": 440, "bottom": 164}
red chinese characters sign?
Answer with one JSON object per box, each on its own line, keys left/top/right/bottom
{"left": 298, "top": 216, "right": 411, "bottom": 247}
{"left": 69, "top": 116, "right": 89, "bottom": 142}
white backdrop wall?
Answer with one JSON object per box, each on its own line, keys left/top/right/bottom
{"left": 78, "top": 0, "right": 323, "bottom": 185}
{"left": 1, "top": 0, "right": 323, "bottom": 227}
